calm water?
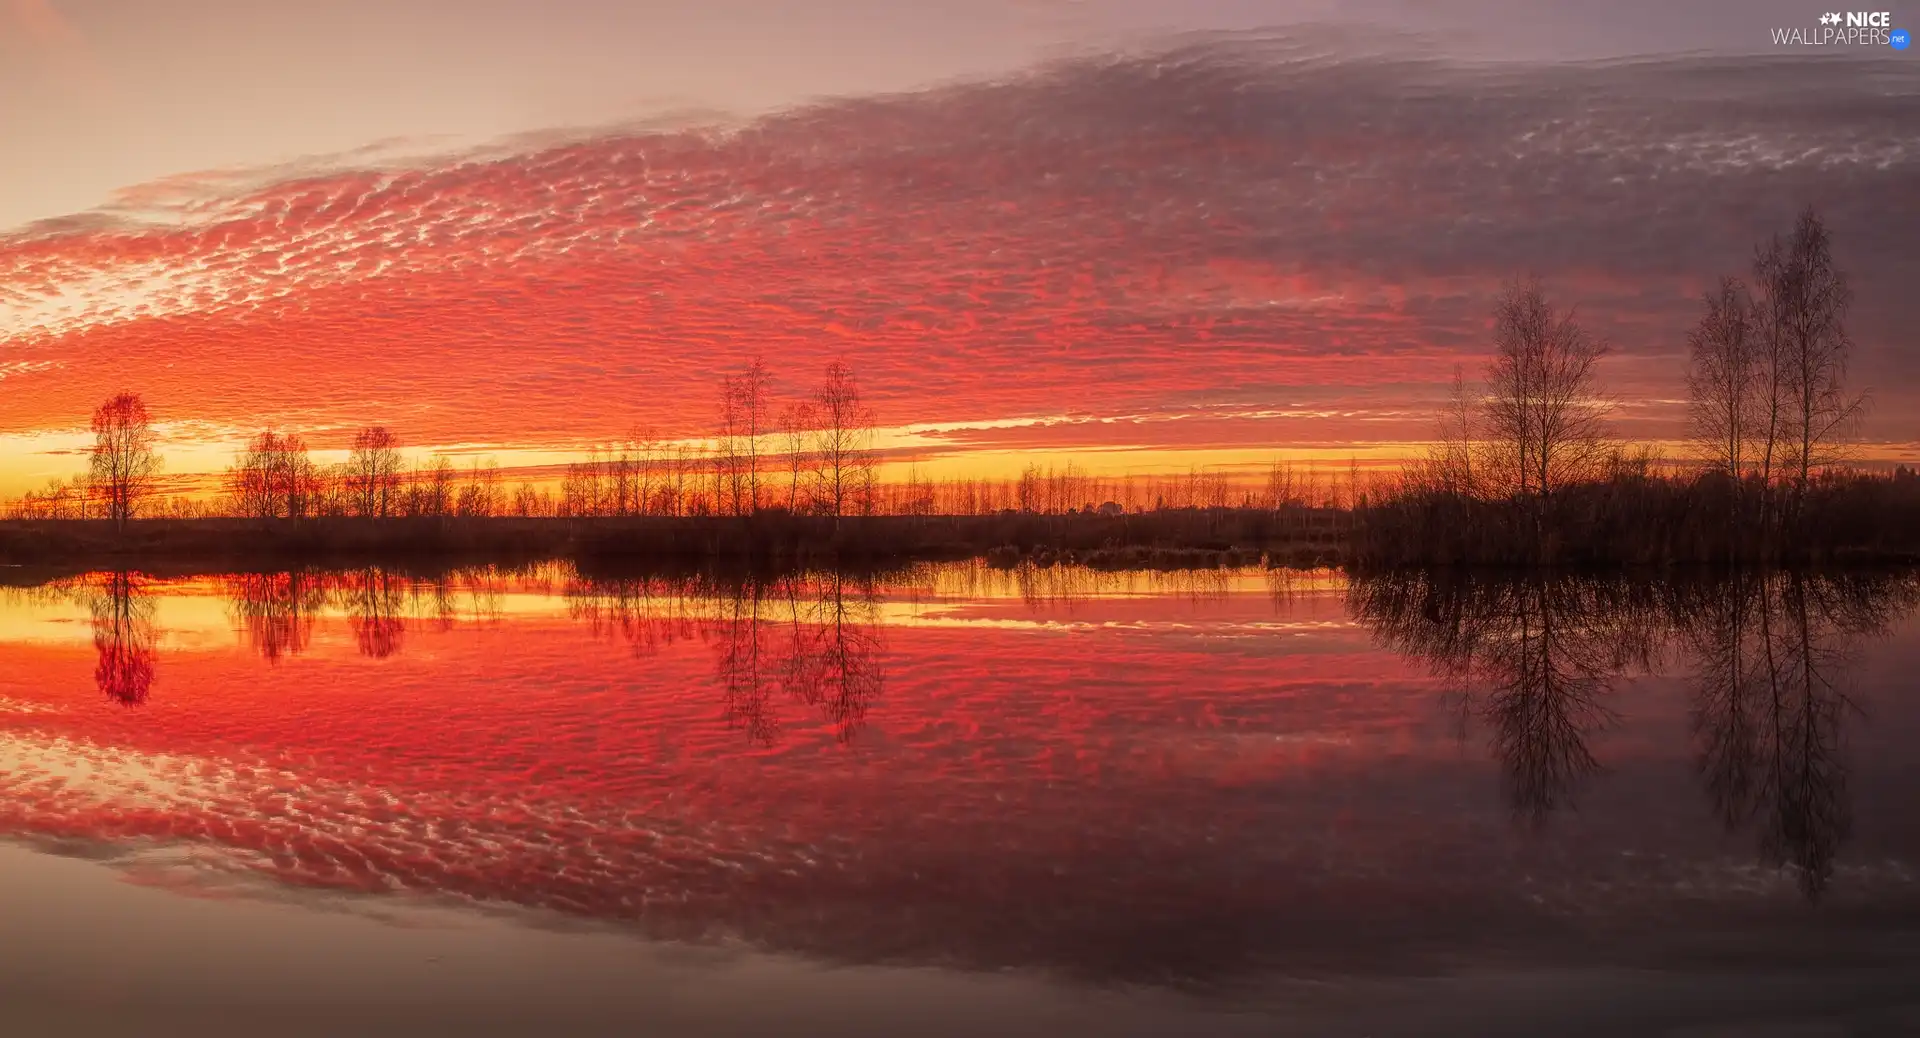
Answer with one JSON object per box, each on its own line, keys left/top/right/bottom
{"left": 3, "top": 563, "right": 1919, "bottom": 1036}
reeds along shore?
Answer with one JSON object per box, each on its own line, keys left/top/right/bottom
{"left": 1348, "top": 207, "right": 1920, "bottom": 568}
{"left": 1351, "top": 467, "right": 1920, "bottom": 568}
{"left": 6, "top": 469, "right": 1920, "bottom": 573}
{"left": 0, "top": 506, "right": 1354, "bottom": 574}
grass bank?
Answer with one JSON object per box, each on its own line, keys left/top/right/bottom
{"left": 0, "top": 507, "right": 1349, "bottom": 573}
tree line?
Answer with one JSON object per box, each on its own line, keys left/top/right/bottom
{"left": 10, "top": 360, "right": 887, "bottom": 526}
{"left": 10, "top": 205, "right": 1913, "bottom": 562}
{"left": 551, "top": 359, "right": 880, "bottom": 519}
{"left": 1367, "top": 206, "right": 1915, "bottom": 565}
{"left": 1423, "top": 206, "right": 1862, "bottom": 511}
{"left": 12, "top": 356, "right": 1379, "bottom": 526}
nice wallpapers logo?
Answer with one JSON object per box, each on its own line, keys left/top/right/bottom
{"left": 1771, "top": 11, "right": 1911, "bottom": 47}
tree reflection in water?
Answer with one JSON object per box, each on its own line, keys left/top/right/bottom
{"left": 569, "top": 569, "right": 886, "bottom": 745}
{"left": 565, "top": 572, "right": 700, "bottom": 656}
{"left": 716, "top": 578, "right": 780, "bottom": 745}
{"left": 340, "top": 567, "right": 407, "bottom": 659}
{"left": 223, "top": 570, "right": 329, "bottom": 663}
{"left": 1352, "top": 568, "right": 1920, "bottom": 899}
{"left": 141, "top": 559, "right": 1920, "bottom": 901}
{"left": 778, "top": 571, "right": 885, "bottom": 743}
{"left": 222, "top": 565, "right": 524, "bottom": 666}
{"left": 87, "top": 570, "right": 157, "bottom": 707}
{"left": 1677, "top": 570, "right": 1918, "bottom": 899}
{"left": 1351, "top": 574, "right": 1654, "bottom": 824}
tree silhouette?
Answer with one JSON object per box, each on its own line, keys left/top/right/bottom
{"left": 1424, "top": 364, "right": 1479, "bottom": 497}
{"left": 1753, "top": 207, "right": 1865, "bottom": 525}
{"left": 88, "top": 393, "right": 160, "bottom": 530}
{"left": 347, "top": 426, "right": 403, "bottom": 518}
{"left": 777, "top": 402, "right": 815, "bottom": 514}
{"left": 228, "top": 431, "right": 320, "bottom": 519}
{"left": 810, "top": 361, "right": 876, "bottom": 519}
{"left": 1480, "top": 278, "right": 1612, "bottom": 505}
{"left": 422, "top": 456, "right": 456, "bottom": 517}
{"left": 1686, "top": 278, "right": 1762, "bottom": 483}
{"left": 735, "top": 357, "right": 771, "bottom": 515}
{"left": 456, "top": 458, "right": 502, "bottom": 517}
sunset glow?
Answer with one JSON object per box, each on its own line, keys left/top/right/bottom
{"left": 5, "top": 4, "right": 1916, "bottom": 502}
{"left": 6, "top": 7, "right": 1920, "bottom": 1034}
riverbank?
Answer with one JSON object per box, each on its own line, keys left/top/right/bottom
{"left": 0, "top": 508, "right": 1348, "bottom": 574}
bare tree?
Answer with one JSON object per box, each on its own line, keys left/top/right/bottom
{"left": 228, "top": 436, "right": 276, "bottom": 519}
{"left": 628, "top": 426, "right": 660, "bottom": 516}
{"left": 777, "top": 401, "right": 814, "bottom": 514}
{"left": 562, "top": 450, "right": 610, "bottom": 517}
{"left": 1481, "top": 278, "right": 1612, "bottom": 501}
{"left": 280, "top": 435, "right": 319, "bottom": 518}
{"left": 737, "top": 357, "right": 770, "bottom": 515}
{"left": 1016, "top": 463, "right": 1040, "bottom": 513}
{"left": 1754, "top": 207, "right": 1864, "bottom": 514}
{"left": 664, "top": 443, "right": 692, "bottom": 516}
{"left": 227, "top": 431, "right": 318, "bottom": 519}
{"left": 424, "top": 456, "right": 456, "bottom": 517}
{"left": 456, "top": 458, "right": 502, "bottom": 517}
{"left": 16, "top": 476, "right": 87, "bottom": 520}
{"left": 347, "top": 426, "right": 403, "bottom": 518}
{"left": 89, "top": 393, "right": 160, "bottom": 531}
{"left": 1686, "top": 277, "right": 1761, "bottom": 482}
{"left": 810, "top": 361, "right": 876, "bottom": 519}
{"left": 715, "top": 358, "right": 773, "bottom": 517}
{"left": 1433, "top": 365, "right": 1479, "bottom": 496}
{"left": 716, "top": 378, "right": 746, "bottom": 516}
{"left": 511, "top": 481, "right": 540, "bottom": 517}
{"left": 1263, "top": 459, "right": 1295, "bottom": 511}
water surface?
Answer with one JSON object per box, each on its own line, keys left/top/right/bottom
{"left": 3, "top": 563, "right": 1919, "bottom": 1036}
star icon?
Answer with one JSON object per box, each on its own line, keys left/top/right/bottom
{"left": 1821, "top": 12, "right": 1841, "bottom": 25}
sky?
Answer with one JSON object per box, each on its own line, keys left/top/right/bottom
{"left": 1, "top": 0, "right": 1916, "bottom": 496}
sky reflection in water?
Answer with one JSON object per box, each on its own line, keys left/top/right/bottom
{"left": 2, "top": 562, "right": 1919, "bottom": 1000}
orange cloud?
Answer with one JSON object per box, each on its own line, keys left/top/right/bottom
{"left": 0, "top": 38, "right": 1913, "bottom": 491}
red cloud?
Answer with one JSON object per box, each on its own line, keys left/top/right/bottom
{"left": 2, "top": 41, "right": 1914, "bottom": 472}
